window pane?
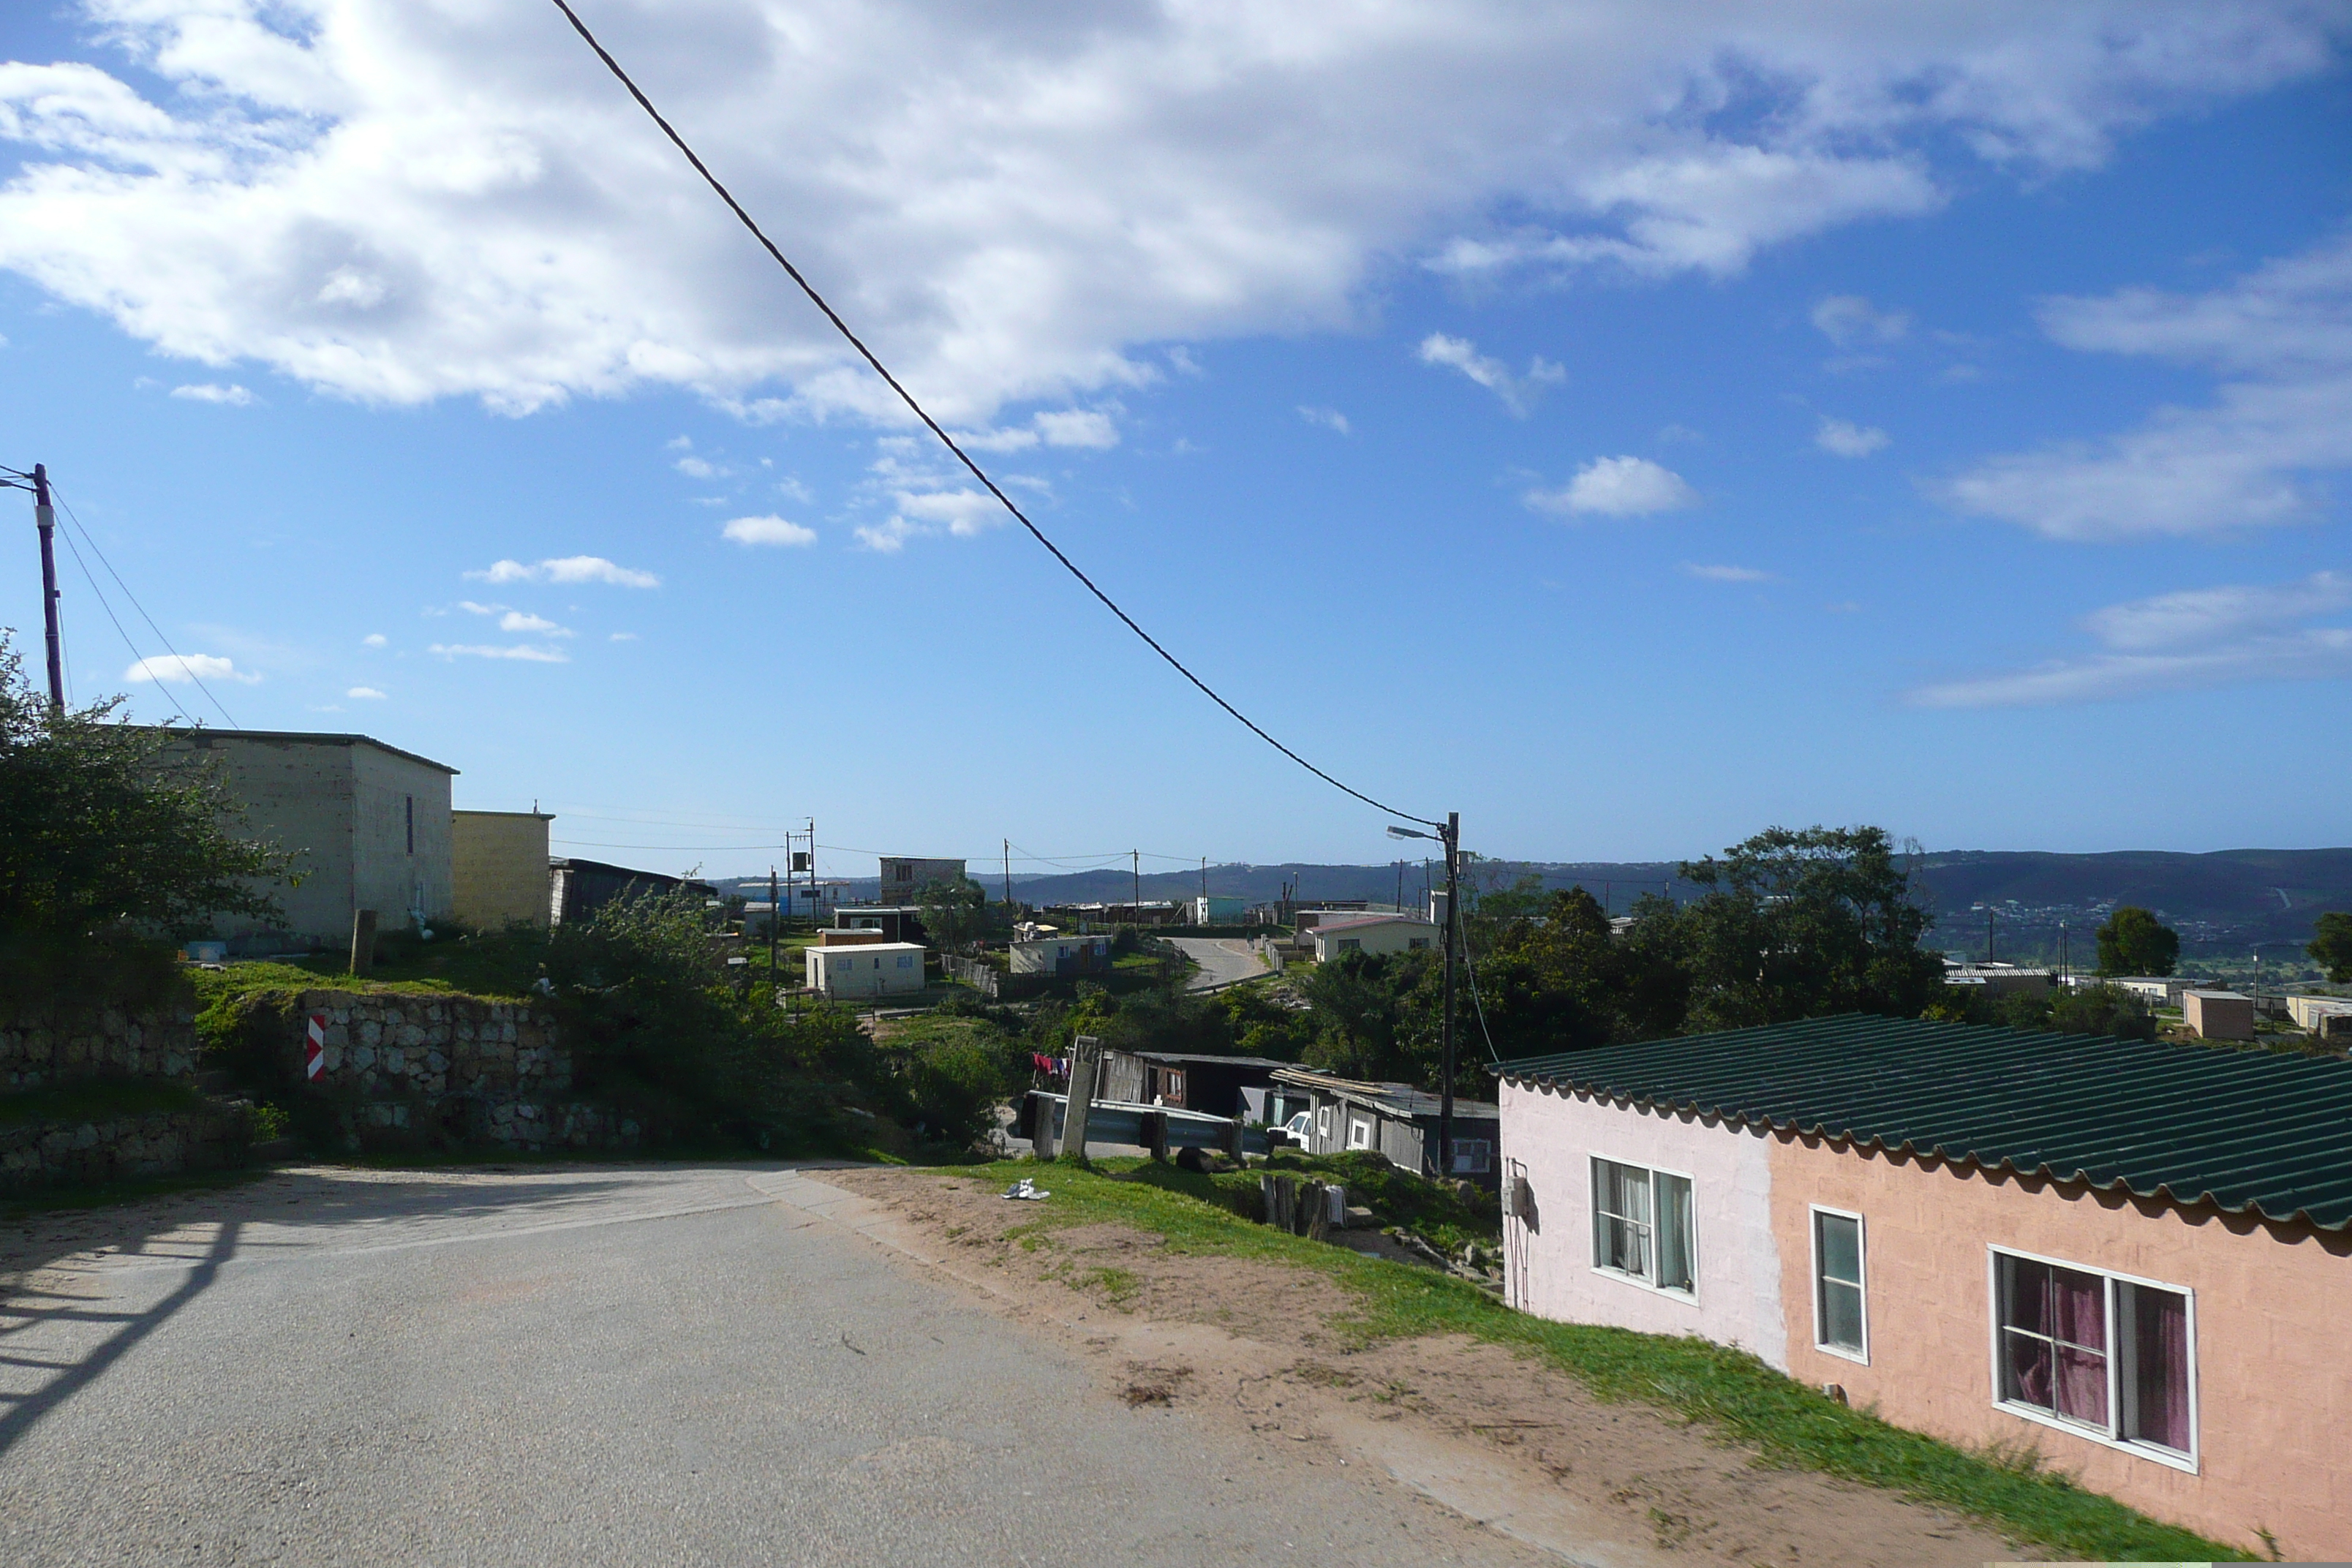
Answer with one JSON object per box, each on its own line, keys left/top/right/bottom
{"left": 1654, "top": 1173, "right": 1694, "bottom": 1292}
{"left": 1816, "top": 1212, "right": 1861, "bottom": 1286}
{"left": 1821, "top": 1280, "right": 1864, "bottom": 1352}
{"left": 2126, "top": 1285, "right": 2192, "bottom": 1451}
{"left": 2056, "top": 1343, "right": 2110, "bottom": 1427}
{"left": 2002, "top": 1327, "right": 2054, "bottom": 1411}
{"left": 2001, "top": 1254, "right": 2051, "bottom": 1337}
{"left": 2050, "top": 1267, "right": 2107, "bottom": 1354}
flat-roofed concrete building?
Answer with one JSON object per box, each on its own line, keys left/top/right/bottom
{"left": 451, "top": 810, "right": 554, "bottom": 930}
{"left": 806, "top": 941, "right": 927, "bottom": 1000}
{"left": 2182, "top": 989, "right": 2255, "bottom": 1041}
{"left": 151, "top": 728, "right": 457, "bottom": 952}
{"left": 878, "top": 856, "right": 966, "bottom": 906}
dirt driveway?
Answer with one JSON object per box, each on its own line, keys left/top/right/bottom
{"left": 821, "top": 1166, "right": 2016, "bottom": 1568}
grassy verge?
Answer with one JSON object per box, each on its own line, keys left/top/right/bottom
{"left": 956, "top": 1157, "right": 2247, "bottom": 1563}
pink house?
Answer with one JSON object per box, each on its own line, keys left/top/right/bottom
{"left": 1494, "top": 1015, "right": 2352, "bottom": 1559}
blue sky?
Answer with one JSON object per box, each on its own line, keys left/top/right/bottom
{"left": 1, "top": 2, "right": 2348, "bottom": 882}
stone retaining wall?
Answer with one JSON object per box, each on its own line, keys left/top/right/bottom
{"left": 0, "top": 1101, "right": 251, "bottom": 1194}
{"left": 290, "top": 990, "right": 636, "bottom": 1151}
{"left": 0, "top": 1004, "right": 200, "bottom": 1090}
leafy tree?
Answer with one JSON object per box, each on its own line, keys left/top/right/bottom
{"left": 914, "top": 875, "right": 992, "bottom": 951}
{"left": 1661, "top": 825, "right": 1945, "bottom": 1030}
{"left": 1925, "top": 979, "right": 2156, "bottom": 1043}
{"left": 2095, "top": 906, "right": 2179, "bottom": 978}
{"left": 0, "top": 633, "right": 297, "bottom": 947}
{"left": 2309, "top": 911, "right": 2352, "bottom": 984}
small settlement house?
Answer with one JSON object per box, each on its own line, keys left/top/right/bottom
{"left": 1272, "top": 1067, "right": 1501, "bottom": 1182}
{"left": 804, "top": 931, "right": 927, "bottom": 1000}
{"left": 1009, "top": 932, "right": 1112, "bottom": 976}
{"left": 1493, "top": 1014, "right": 2352, "bottom": 1559}
{"left": 1096, "top": 1049, "right": 1290, "bottom": 1120}
{"left": 1305, "top": 913, "right": 1440, "bottom": 962}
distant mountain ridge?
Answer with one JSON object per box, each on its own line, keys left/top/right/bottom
{"left": 713, "top": 848, "right": 2351, "bottom": 956}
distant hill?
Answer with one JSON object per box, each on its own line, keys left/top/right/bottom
{"left": 712, "top": 848, "right": 2352, "bottom": 960}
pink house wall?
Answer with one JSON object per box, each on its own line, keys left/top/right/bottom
{"left": 1500, "top": 1080, "right": 1785, "bottom": 1366}
{"left": 1767, "top": 1134, "right": 2352, "bottom": 1561}
{"left": 1501, "top": 1079, "right": 2352, "bottom": 1558}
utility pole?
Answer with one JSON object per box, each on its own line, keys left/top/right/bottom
{"left": 1003, "top": 838, "right": 1012, "bottom": 911}
{"left": 1132, "top": 850, "right": 1141, "bottom": 919}
{"left": 3, "top": 463, "right": 64, "bottom": 712}
{"left": 1987, "top": 907, "right": 1995, "bottom": 965}
{"left": 768, "top": 864, "right": 780, "bottom": 980}
{"left": 1440, "top": 811, "right": 1460, "bottom": 1181}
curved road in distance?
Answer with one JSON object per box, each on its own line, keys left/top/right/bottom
{"left": 1166, "top": 935, "right": 1269, "bottom": 992}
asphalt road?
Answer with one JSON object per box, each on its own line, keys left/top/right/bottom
{"left": 1167, "top": 936, "right": 1269, "bottom": 992}
{"left": 0, "top": 1165, "right": 1531, "bottom": 1567}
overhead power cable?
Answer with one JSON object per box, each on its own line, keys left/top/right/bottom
{"left": 53, "top": 491, "right": 241, "bottom": 728}
{"left": 546, "top": 0, "right": 1440, "bottom": 833}
{"left": 53, "top": 526, "right": 195, "bottom": 726}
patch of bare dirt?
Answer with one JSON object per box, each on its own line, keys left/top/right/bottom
{"left": 823, "top": 1165, "right": 2011, "bottom": 1568}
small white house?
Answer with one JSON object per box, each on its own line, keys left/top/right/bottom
{"left": 1308, "top": 914, "right": 1440, "bottom": 962}
{"left": 1193, "top": 895, "right": 1247, "bottom": 925}
{"left": 2285, "top": 995, "right": 2352, "bottom": 1032}
{"left": 1009, "top": 934, "right": 1112, "bottom": 976}
{"left": 2109, "top": 976, "right": 2206, "bottom": 1010}
{"left": 806, "top": 941, "right": 927, "bottom": 1000}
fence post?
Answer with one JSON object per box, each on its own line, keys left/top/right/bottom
{"left": 1143, "top": 1110, "right": 1169, "bottom": 1163}
{"left": 1060, "top": 1034, "right": 1101, "bottom": 1164}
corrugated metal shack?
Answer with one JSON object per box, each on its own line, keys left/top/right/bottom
{"left": 1270, "top": 1066, "right": 1501, "bottom": 1183}
{"left": 1096, "top": 1049, "right": 1292, "bottom": 1120}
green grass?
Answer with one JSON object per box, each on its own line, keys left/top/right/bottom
{"left": 957, "top": 1158, "right": 2249, "bottom": 1563}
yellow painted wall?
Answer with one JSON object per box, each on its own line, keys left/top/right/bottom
{"left": 452, "top": 811, "right": 552, "bottom": 930}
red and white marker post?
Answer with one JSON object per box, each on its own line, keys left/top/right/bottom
{"left": 304, "top": 1013, "right": 328, "bottom": 1081}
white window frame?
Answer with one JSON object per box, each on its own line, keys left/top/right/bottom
{"left": 1588, "top": 1154, "right": 1699, "bottom": 1303}
{"left": 1314, "top": 1105, "right": 1332, "bottom": 1139}
{"left": 1346, "top": 1115, "right": 1373, "bottom": 1150}
{"left": 1983, "top": 1244, "right": 2200, "bottom": 1474}
{"left": 1451, "top": 1137, "right": 1492, "bottom": 1175}
{"left": 1809, "top": 1205, "right": 1869, "bottom": 1365}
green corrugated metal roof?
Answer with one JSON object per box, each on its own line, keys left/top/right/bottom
{"left": 1493, "top": 1014, "right": 2352, "bottom": 1231}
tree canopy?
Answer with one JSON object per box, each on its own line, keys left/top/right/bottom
{"left": 2309, "top": 911, "right": 2352, "bottom": 984}
{"left": 0, "top": 635, "right": 297, "bottom": 945}
{"left": 913, "top": 875, "right": 993, "bottom": 951}
{"left": 2095, "top": 906, "right": 2179, "bottom": 978}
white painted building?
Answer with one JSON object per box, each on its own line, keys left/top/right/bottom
{"left": 2285, "top": 995, "right": 2352, "bottom": 1031}
{"left": 2108, "top": 976, "right": 2207, "bottom": 1010}
{"left": 805, "top": 941, "right": 927, "bottom": 1000}
{"left": 1009, "top": 933, "right": 1112, "bottom": 976}
{"left": 1308, "top": 914, "right": 1440, "bottom": 962}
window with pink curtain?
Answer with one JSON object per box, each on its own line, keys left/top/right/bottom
{"left": 2124, "top": 1284, "right": 2192, "bottom": 1452}
{"left": 1998, "top": 1255, "right": 2108, "bottom": 1428}
{"left": 1994, "top": 1251, "right": 2194, "bottom": 1460}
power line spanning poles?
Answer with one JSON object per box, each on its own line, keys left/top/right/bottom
{"left": 1, "top": 462, "right": 63, "bottom": 712}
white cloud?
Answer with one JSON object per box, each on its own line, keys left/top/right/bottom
{"left": 169, "top": 382, "right": 252, "bottom": 405}
{"left": 4, "top": 5, "right": 2325, "bottom": 421}
{"left": 674, "top": 455, "right": 720, "bottom": 479}
{"left": 1526, "top": 456, "right": 1697, "bottom": 519}
{"left": 1944, "top": 235, "right": 2352, "bottom": 540}
{"left": 864, "top": 487, "right": 1003, "bottom": 549}
{"left": 361, "top": 633, "right": 386, "bottom": 647}
{"left": 499, "top": 610, "right": 570, "bottom": 636}
{"left": 1816, "top": 416, "right": 1891, "bottom": 457}
{"left": 955, "top": 407, "right": 1120, "bottom": 453}
{"left": 1908, "top": 570, "right": 2352, "bottom": 707}
{"left": 1416, "top": 333, "right": 1563, "bottom": 416}
{"left": 346, "top": 685, "right": 386, "bottom": 699}
{"left": 723, "top": 514, "right": 818, "bottom": 547}
{"left": 466, "top": 557, "right": 659, "bottom": 588}
{"left": 1297, "top": 405, "right": 1352, "bottom": 436}
{"left": 1811, "top": 295, "right": 1911, "bottom": 348}
{"left": 666, "top": 435, "right": 693, "bottom": 451}
{"left": 427, "top": 643, "right": 570, "bottom": 664}
{"left": 1683, "top": 563, "right": 1774, "bottom": 583}
{"left": 124, "top": 652, "right": 260, "bottom": 685}
{"left": 609, "top": 630, "right": 638, "bottom": 641}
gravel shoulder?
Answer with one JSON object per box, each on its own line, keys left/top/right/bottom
{"left": 819, "top": 1165, "right": 2011, "bottom": 1568}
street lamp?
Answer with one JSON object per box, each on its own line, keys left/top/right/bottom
{"left": 1388, "top": 814, "right": 1461, "bottom": 1181}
